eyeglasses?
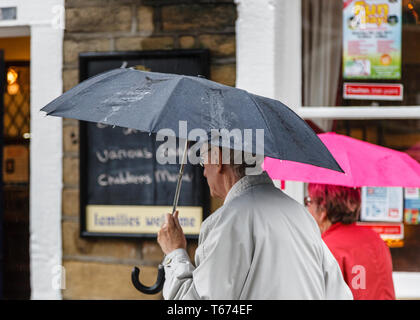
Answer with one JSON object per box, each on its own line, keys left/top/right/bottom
{"left": 304, "top": 196, "right": 312, "bottom": 207}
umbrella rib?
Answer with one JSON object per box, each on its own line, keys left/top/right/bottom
{"left": 246, "top": 93, "right": 278, "bottom": 158}
{"left": 149, "top": 76, "right": 185, "bottom": 134}
{"left": 43, "top": 69, "right": 126, "bottom": 114}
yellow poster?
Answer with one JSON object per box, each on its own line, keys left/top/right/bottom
{"left": 86, "top": 205, "right": 203, "bottom": 235}
{"left": 343, "top": 0, "right": 402, "bottom": 79}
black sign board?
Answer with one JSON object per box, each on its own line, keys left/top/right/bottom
{"left": 79, "top": 50, "right": 210, "bottom": 238}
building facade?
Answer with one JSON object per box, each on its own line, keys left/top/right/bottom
{"left": 0, "top": 0, "right": 419, "bottom": 299}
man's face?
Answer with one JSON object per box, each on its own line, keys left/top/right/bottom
{"left": 201, "top": 145, "right": 224, "bottom": 199}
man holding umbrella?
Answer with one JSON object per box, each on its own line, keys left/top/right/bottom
{"left": 41, "top": 68, "right": 353, "bottom": 300}
{"left": 158, "top": 144, "right": 352, "bottom": 300}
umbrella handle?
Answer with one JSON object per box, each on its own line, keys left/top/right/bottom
{"left": 172, "top": 139, "right": 189, "bottom": 215}
{"left": 131, "top": 264, "right": 165, "bottom": 294}
{"left": 131, "top": 139, "right": 189, "bottom": 295}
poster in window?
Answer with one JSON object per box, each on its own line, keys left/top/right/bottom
{"left": 343, "top": 0, "right": 402, "bottom": 80}
{"left": 361, "top": 186, "right": 403, "bottom": 222}
{"left": 404, "top": 187, "right": 420, "bottom": 225}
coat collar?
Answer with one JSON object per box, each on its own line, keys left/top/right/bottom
{"left": 223, "top": 171, "right": 274, "bottom": 205}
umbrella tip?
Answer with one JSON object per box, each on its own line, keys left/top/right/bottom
{"left": 39, "top": 110, "right": 48, "bottom": 118}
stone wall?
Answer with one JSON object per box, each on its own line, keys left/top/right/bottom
{"left": 62, "top": 0, "right": 236, "bottom": 299}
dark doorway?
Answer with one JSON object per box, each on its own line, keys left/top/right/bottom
{"left": 0, "top": 49, "right": 4, "bottom": 299}
{"left": 1, "top": 58, "right": 30, "bottom": 299}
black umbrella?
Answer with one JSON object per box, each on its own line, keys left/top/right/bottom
{"left": 41, "top": 68, "right": 343, "bottom": 294}
{"left": 42, "top": 68, "right": 341, "bottom": 169}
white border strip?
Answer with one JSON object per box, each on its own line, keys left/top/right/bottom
{"left": 298, "top": 106, "right": 420, "bottom": 119}
{"left": 30, "top": 23, "right": 63, "bottom": 300}
{"left": 393, "top": 272, "right": 420, "bottom": 299}
{"left": 2, "top": 0, "right": 65, "bottom": 300}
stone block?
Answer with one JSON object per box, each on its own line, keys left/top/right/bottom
{"left": 137, "top": 6, "right": 154, "bottom": 33}
{"left": 64, "top": 39, "right": 111, "bottom": 65}
{"left": 66, "top": 0, "right": 133, "bottom": 8}
{"left": 210, "top": 64, "right": 236, "bottom": 87}
{"left": 62, "top": 68, "right": 79, "bottom": 92}
{"left": 63, "top": 260, "right": 162, "bottom": 299}
{"left": 63, "top": 157, "right": 79, "bottom": 186}
{"left": 115, "top": 36, "right": 174, "bottom": 51}
{"left": 141, "top": 240, "right": 164, "bottom": 263}
{"left": 162, "top": 4, "right": 237, "bottom": 31}
{"left": 179, "top": 36, "right": 196, "bottom": 49}
{"left": 65, "top": 6, "right": 133, "bottom": 33}
{"left": 62, "top": 221, "right": 141, "bottom": 260}
{"left": 63, "top": 124, "right": 79, "bottom": 154}
{"left": 141, "top": 37, "right": 174, "bottom": 50}
{"left": 198, "top": 34, "right": 235, "bottom": 57}
{"left": 62, "top": 188, "right": 80, "bottom": 217}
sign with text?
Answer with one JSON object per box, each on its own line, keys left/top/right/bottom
{"left": 85, "top": 124, "right": 205, "bottom": 207}
{"left": 343, "top": 0, "right": 402, "bottom": 79}
{"left": 86, "top": 205, "right": 202, "bottom": 235}
{"left": 356, "top": 222, "right": 404, "bottom": 248}
{"left": 356, "top": 222, "right": 404, "bottom": 239}
{"left": 343, "top": 82, "right": 403, "bottom": 100}
{"left": 79, "top": 50, "right": 210, "bottom": 238}
{"left": 361, "top": 186, "right": 403, "bottom": 222}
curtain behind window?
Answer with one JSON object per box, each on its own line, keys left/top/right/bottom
{"left": 303, "top": 0, "right": 342, "bottom": 131}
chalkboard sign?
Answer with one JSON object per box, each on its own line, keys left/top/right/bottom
{"left": 79, "top": 50, "right": 210, "bottom": 238}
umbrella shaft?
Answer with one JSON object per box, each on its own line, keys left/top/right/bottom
{"left": 172, "top": 139, "right": 189, "bottom": 215}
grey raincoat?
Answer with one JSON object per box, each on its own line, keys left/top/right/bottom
{"left": 162, "top": 171, "right": 353, "bottom": 300}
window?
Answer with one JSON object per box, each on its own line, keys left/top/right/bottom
{"left": 301, "top": 0, "right": 420, "bottom": 124}
{"left": 301, "top": 1, "right": 420, "bottom": 273}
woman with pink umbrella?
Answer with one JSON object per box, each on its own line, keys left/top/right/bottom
{"left": 264, "top": 132, "right": 420, "bottom": 300}
{"left": 304, "top": 183, "right": 395, "bottom": 300}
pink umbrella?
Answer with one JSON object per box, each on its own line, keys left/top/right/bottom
{"left": 263, "top": 132, "right": 420, "bottom": 188}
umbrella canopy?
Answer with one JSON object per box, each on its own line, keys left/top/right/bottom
{"left": 264, "top": 132, "right": 420, "bottom": 188}
{"left": 42, "top": 68, "right": 342, "bottom": 172}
